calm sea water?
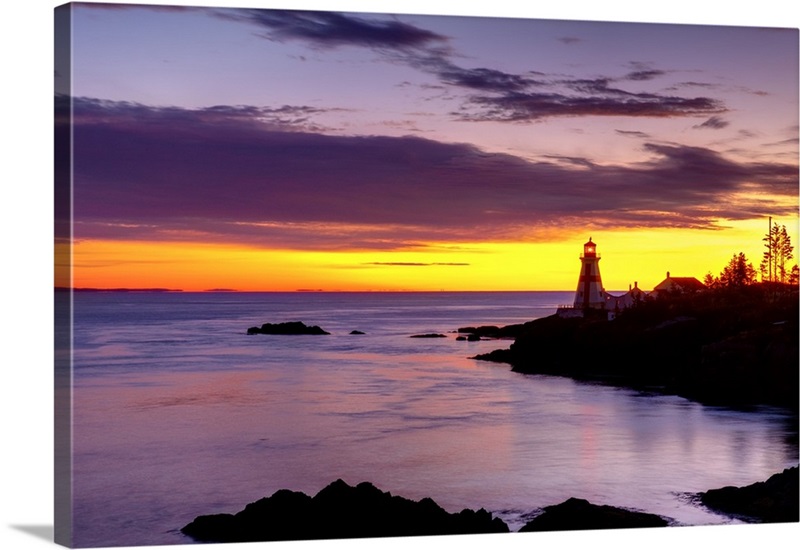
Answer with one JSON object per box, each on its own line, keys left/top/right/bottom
{"left": 68, "top": 292, "right": 798, "bottom": 547}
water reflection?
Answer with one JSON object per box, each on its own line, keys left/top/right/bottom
{"left": 70, "top": 292, "right": 797, "bottom": 547}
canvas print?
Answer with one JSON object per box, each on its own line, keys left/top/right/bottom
{"left": 54, "top": 2, "right": 799, "bottom": 548}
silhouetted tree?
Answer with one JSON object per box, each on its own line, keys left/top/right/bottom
{"left": 760, "top": 221, "right": 795, "bottom": 283}
{"left": 703, "top": 271, "right": 719, "bottom": 289}
{"left": 776, "top": 225, "right": 794, "bottom": 283}
{"left": 718, "top": 252, "right": 757, "bottom": 288}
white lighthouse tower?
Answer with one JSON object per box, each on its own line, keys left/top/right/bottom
{"left": 573, "top": 237, "right": 606, "bottom": 310}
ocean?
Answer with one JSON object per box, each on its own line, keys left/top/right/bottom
{"left": 66, "top": 291, "right": 797, "bottom": 547}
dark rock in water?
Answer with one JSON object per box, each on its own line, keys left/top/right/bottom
{"left": 699, "top": 467, "right": 798, "bottom": 523}
{"left": 349, "top": 330, "right": 366, "bottom": 335}
{"left": 181, "top": 479, "right": 508, "bottom": 543}
{"left": 519, "top": 498, "right": 669, "bottom": 532}
{"left": 472, "top": 348, "right": 514, "bottom": 363}
{"left": 410, "top": 333, "right": 447, "bottom": 338}
{"left": 458, "top": 325, "right": 499, "bottom": 335}
{"left": 457, "top": 324, "right": 524, "bottom": 339}
{"left": 247, "top": 321, "right": 330, "bottom": 335}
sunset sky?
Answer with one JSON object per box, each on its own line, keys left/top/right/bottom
{"left": 56, "top": 1, "right": 799, "bottom": 291}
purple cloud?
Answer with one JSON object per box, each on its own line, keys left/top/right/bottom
{"left": 459, "top": 89, "right": 724, "bottom": 121}
{"left": 218, "top": 7, "right": 725, "bottom": 122}
{"left": 625, "top": 69, "right": 667, "bottom": 81}
{"left": 220, "top": 9, "right": 449, "bottom": 52}
{"left": 694, "top": 115, "right": 730, "bottom": 130}
{"left": 60, "top": 97, "right": 797, "bottom": 250}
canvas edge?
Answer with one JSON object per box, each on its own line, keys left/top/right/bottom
{"left": 54, "top": 3, "right": 74, "bottom": 547}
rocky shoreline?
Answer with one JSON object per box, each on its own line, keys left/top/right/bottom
{"left": 699, "top": 467, "right": 798, "bottom": 523}
{"left": 472, "top": 285, "right": 799, "bottom": 410}
{"left": 181, "top": 479, "right": 507, "bottom": 543}
{"left": 181, "top": 468, "right": 797, "bottom": 543}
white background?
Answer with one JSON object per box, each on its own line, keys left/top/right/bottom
{"left": 2, "top": 1, "right": 798, "bottom": 549}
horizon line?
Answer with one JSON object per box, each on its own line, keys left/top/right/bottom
{"left": 56, "top": 286, "right": 580, "bottom": 293}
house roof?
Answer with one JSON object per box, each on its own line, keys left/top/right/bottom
{"left": 653, "top": 276, "right": 706, "bottom": 292}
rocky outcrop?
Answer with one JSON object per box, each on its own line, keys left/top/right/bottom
{"left": 247, "top": 321, "right": 330, "bottom": 335}
{"left": 699, "top": 467, "right": 798, "bottom": 523}
{"left": 181, "top": 479, "right": 508, "bottom": 543}
{"left": 473, "top": 285, "right": 799, "bottom": 409}
{"left": 181, "top": 469, "right": 795, "bottom": 542}
{"left": 457, "top": 324, "right": 524, "bottom": 339}
{"left": 519, "top": 498, "right": 669, "bottom": 531}
{"left": 410, "top": 333, "right": 447, "bottom": 338}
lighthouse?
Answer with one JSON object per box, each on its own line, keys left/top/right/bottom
{"left": 573, "top": 237, "right": 606, "bottom": 310}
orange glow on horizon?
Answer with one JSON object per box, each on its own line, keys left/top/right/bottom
{"left": 67, "top": 218, "right": 799, "bottom": 292}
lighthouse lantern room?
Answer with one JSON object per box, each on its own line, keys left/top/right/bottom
{"left": 573, "top": 237, "right": 606, "bottom": 310}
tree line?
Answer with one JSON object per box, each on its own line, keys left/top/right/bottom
{"left": 704, "top": 220, "right": 798, "bottom": 288}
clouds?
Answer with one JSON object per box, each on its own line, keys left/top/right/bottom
{"left": 365, "top": 262, "right": 470, "bottom": 267}
{"left": 225, "top": 8, "right": 726, "bottom": 122}
{"left": 694, "top": 115, "right": 730, "bottom": 129}
{"left": 461, "top": 88, "right": 724, "bottom": 122}
{"left": 59, "top": 95, "right": 334, "bottom": 132}
{"left": 61, "top": 96, "right": 797, "bottom": 250}
{"left": 221, "top": 9, "right": 450, "bottom": 53}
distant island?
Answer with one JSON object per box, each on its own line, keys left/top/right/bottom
{"left": 55, "top": 287, "right": 183, "bottom": 293}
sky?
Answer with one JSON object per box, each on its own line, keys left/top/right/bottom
{"left": 55, "top": 1, "right": 799, "bottom": 291}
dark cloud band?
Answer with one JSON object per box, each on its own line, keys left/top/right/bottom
{"left": 60, "top": 96, "right": 797, "bottom": 250}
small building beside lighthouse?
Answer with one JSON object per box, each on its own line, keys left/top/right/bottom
{"left": 556, "top": 238, "right": 706, "bottom": 319}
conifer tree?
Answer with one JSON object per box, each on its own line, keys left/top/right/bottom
{"left": 760, "top": 221, "right": 795, "bottom": 283}
{"left": 719, "top": 252, "right": 757, "bottom": 287}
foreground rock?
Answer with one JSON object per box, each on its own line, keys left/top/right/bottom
{"left": 247, "top": 321, "right": 330, "bottom": 335}
{"left": 519, "top": 498, "right": 669, "bottom": 531}
{"left": 699, "top": 467, "right": 798, "bottom": 523}
{"left": 181, "top": 479, "right": 509, "bottom": 543}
